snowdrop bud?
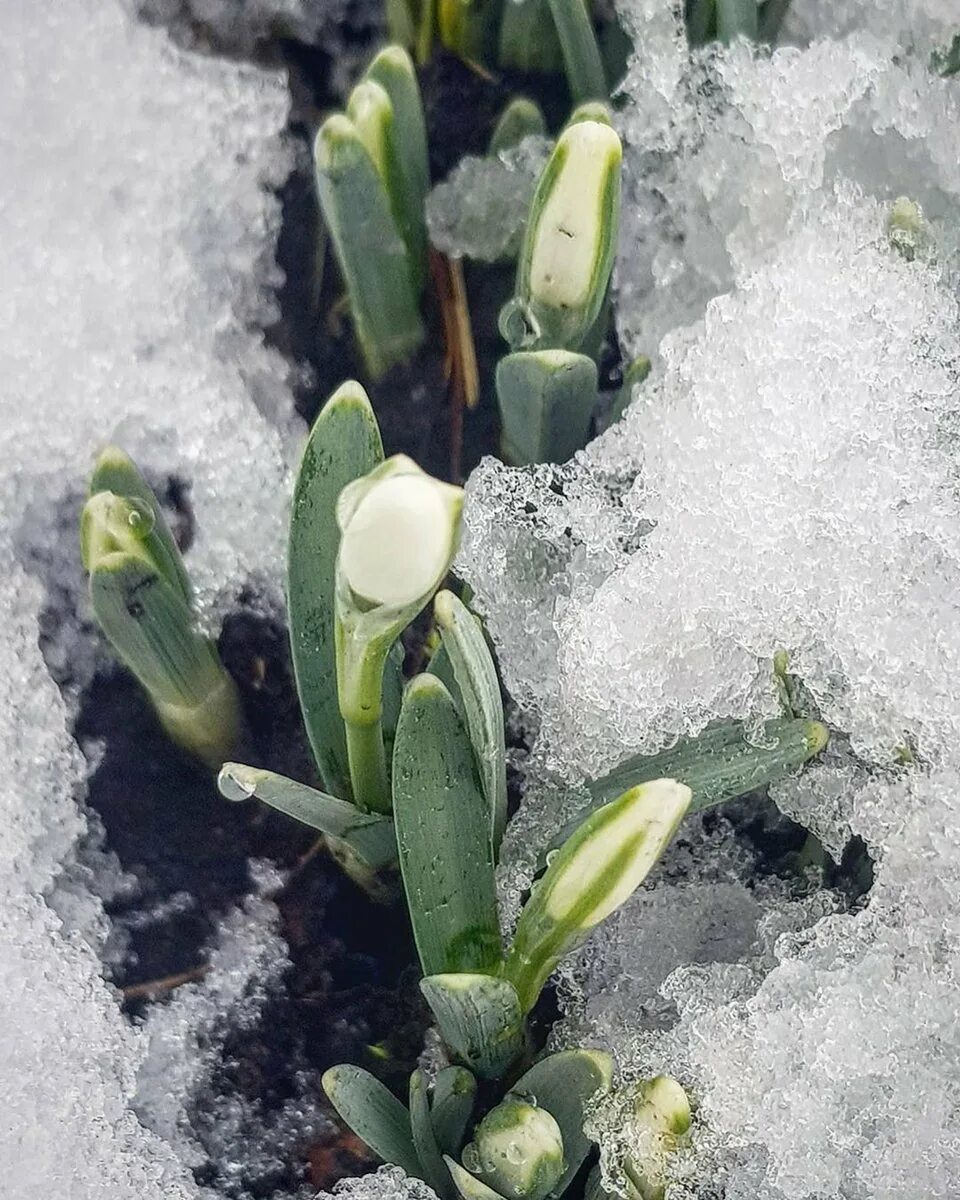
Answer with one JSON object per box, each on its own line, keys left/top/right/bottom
{"left": 503, "top": 120, "right": 621, "bottom": 353}
{"left": 337, "top": 455, "right": 464, "bottom": 611}
{"left": 463, "top": 1097, "right": 565, "bottom": 1200}
{"left": 621, "top": 1076, "right": 692, "bottom": 1200}
{"left": 505, "top": 779, "right": 691, "bottom": 1012}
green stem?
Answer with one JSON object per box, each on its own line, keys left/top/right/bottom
{"left": 335, "top": 613, "right": 393, "bottom": 812}
{"left": 344, "top": 717, "right": 391, "bottom": 814}
{"left": 416, "top": 0, "right": 436, "bottom": 65}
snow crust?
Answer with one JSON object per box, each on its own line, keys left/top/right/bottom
{"left": 0, "top": 0, "right": 300, "bottom": 1194}
{"left": 457, "top": 3, "right": 960, "bottom": 1197}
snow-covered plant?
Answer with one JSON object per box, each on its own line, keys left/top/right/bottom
{"left": 80, "top": 447, "right": 242, "bottom": 768}
{"left": 314, "top": 46, "right": 429, "bottom": 378}
{"left": 497, "top": 114, "right": 621, "bottom": 464}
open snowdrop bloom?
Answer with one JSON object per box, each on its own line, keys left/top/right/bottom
{"left": 337, "top": 455, "right": 464, "bottom": 610}
{"left": 334, "top": 455, "right": 464, "bottom": 813}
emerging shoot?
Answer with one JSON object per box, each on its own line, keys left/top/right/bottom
{"left": 81, "top": 447, "right": 241, "bottom": 769}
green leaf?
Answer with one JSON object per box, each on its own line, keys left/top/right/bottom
{"left": 420, "top": 973, "right": 525, "bottom": 1080}
{"left": 89, "top": 553, "right": 241, "bottom": 768}
{"left": 393, "top": 674, "right": 503, "bottom": 975}
{"left": 446, "top": 1158, "right": 509, "bottom": 1200}
{"left": 87, "top": 446, "right": 191, "bottom": 603}
{"left": 685, "top": 0, "right": 716, "bottom": 44}
{"left": 505, "top": 780, "right": 691, "bottom": 1013}
{"left": 430, "top": 1067, "right": 477, "bottom": 1157}
{"left": 757, "top": 0, "right": 791, "bottom": 42}
{"left": 489, "top": 98, "right": 547, "bottom": 156}
{"left": 288, "top": 381, "right": 384, "bottom": 801}
{"left": 586, "top": 717, "right": 829, "bottom": 813}
{"left": 498, "top": 0, "right": 563, "bottom": 74}
{"left": 512, "top": 1050, "right": 613, "bottom": 1192}
{"left": 437, "top": 0, "right": 502, "bottom": 76}
{"left": 410, "top": 1070, "right": 456, "bottom": 1200}
{"left": 217, "top": 763, "right": 396, "bottom": 870}
{"left": 598, "top": 354, "right": 650, "bottom": 433}
{"left": 464, "top": 1098, "right": 564, "bottom": 1200}
{"left": 434, "top": 591, "right": 508, "bottom": 854}
{"left": 314, "top": 114, "right": 424, "bottom": 378}
{"left": 362, "top": 47, "right": 430, "bottom": 294}
{"left": 715, "top": 0, "right": 757, "bottom": 42}
{"left": 322, "top": 1065, "right": 423, "bottom": 1177}
{"left": 546, "top": 0, "right": 606, "bottom": 102}
{"left": 496, "top": 350, "right": 598, "bottom": 466}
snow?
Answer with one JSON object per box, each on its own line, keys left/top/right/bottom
{"left": 458, "top": 4, "right": 960, "bottom": 1198}
{"left": 0, "top": 0, "right": 301, "bottom": 1195}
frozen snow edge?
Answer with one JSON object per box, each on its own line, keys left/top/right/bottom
{"left": 0, "top": 1, "right": 300, "bottom": 1195}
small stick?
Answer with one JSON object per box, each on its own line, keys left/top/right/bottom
{"left": 430, "top": 250, "right": 480, "bottom": 481}
{"left": 121, "top": 964, "right": 209, "bottom": 1001}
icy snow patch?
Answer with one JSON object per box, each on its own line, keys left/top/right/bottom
{"left": 316, "top": 1165, "right": 441, "bottom": 1200}
{"left": 460, "top": 14, "right": 960, "bottom": 1199}
{"left": 0, "top": 0, "right": 299, "bottom": 1195}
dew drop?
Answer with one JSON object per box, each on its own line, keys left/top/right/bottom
{"left": 126, "top": 497, "right": 156, "bottom": 538}
{"left": 217, "top": 765, "right": 255, "bottom": 802}
{"left": 461, "top": 1144, "right": 481, "bottom": 1173}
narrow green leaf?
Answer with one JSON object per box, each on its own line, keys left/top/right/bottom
{"left": 686, "top": 0, "right": 716, "bottom": 44}
{"left": 715, "top": 0, "right": 757, "bottom": 42}
{"left": 362, "top": 47, "right": 431, "bottom": 294}
{"left": 322, "top": 1065, "right": 423, "bottom": 1177}
{"left": 599, "top": 354, "right": 650, "bottom": 432}
{"left": 505, "top": 781, "right": 691, "bottom": 1013}
{"left": 410, "top": 1070, "right": 456, "bottom": 1200}
{"left": 430, "top": 1067, "right": 477, "bottom": 1157}
{"left": 546, "top": 0, "right": 607, "bottom": 102}
{"left": 425, "top": 639, "right": 464, "bottom": 713}
{"left": 757, "top": 0, "right": 791, "bottom": 42}
{"left": 217, "top": 763, "right": 396, "bottom": 869}
{"left": 393, "top": 675, "right": 503, "bottom": 975}
{"left": 90, "top": 553, "right": 240, "bottom": 767}
{"left": 446, "top": 1158, "right": 509, "bottom": 1200}
{"left": 437, "top": 0, "right": 502, "bottom": 78}
{"left": 512, "top": 1050, "right": 613, "bottom": 1192}
{"left": 421, "top": 973, "right": 525, "bottom": 1080}
{"left": 288, "top": 381, "right": 384, "bottom": 800}
{"left": 489, "top": 98, "right": 547, "bottom": 156}
{"left": 587, "top": 717, "right": 829, "bottom": 812}
{"left": 87, "top": 446, "right": 191, "bottom": 603}
{"left": 386, "top": 0, "right": 417, "bottom": 47}
{"left": 434, "top": 590, "right": 507, "bottom": 854}
{"left": 498, "top": 0, "right": 563, "bottom": 73}
{"left": 496, "top": 350, "right": 598, "bottom": 466}
{"left": 314, "top": 115, "right": 424, "bottom": 378}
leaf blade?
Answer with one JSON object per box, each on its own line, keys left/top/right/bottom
{"left": 434, "top": 590, "right": 508, "bottom": 854}
{"left": 393, "top": 675, "right": 503, "bottom": 976}
{"left": 410, "top": 1070, "right": 456, "bottom": 1200}
{"left": 322, "top": 1065, "right": 422, "bottom": 1178}
{"left": 420, "top": 973, "right": 525, "bottom": 1080}
{"left": 288, "top": 381, "right": 383, "bottom": 800}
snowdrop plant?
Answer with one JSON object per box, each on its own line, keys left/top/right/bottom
{"left": 497, "top": 114, "right": 621, "bottom": 464}
{"left": 80, "top": 447, "right": 242, "bottom": 768}
{"left": 314, "top": 46, "right": 429, "bottom": 378}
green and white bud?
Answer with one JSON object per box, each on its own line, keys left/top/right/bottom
{"left": 462, "top": 1097, "right": 565, "bottom": 1200}
{"left": 501, "top": 120, "right": 621, "bottom": 354}
{"left": 334, "top": 455, "right": 464, "bottom": 811}
{"left": 886, "top": 196, "right": 932, "bottom": 263}
{"left": 621, "top": 1076, "right": 691, "bottom": 1200}
{"left": 81, "top": 449, "right": 241, "bottom": 769}
{"left": 504, "top": 779, "right": 691, "bottom": 1012}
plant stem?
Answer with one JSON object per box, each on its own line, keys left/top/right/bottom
{"left": 344, "top": 717, "right": 391, "bottom": 814}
